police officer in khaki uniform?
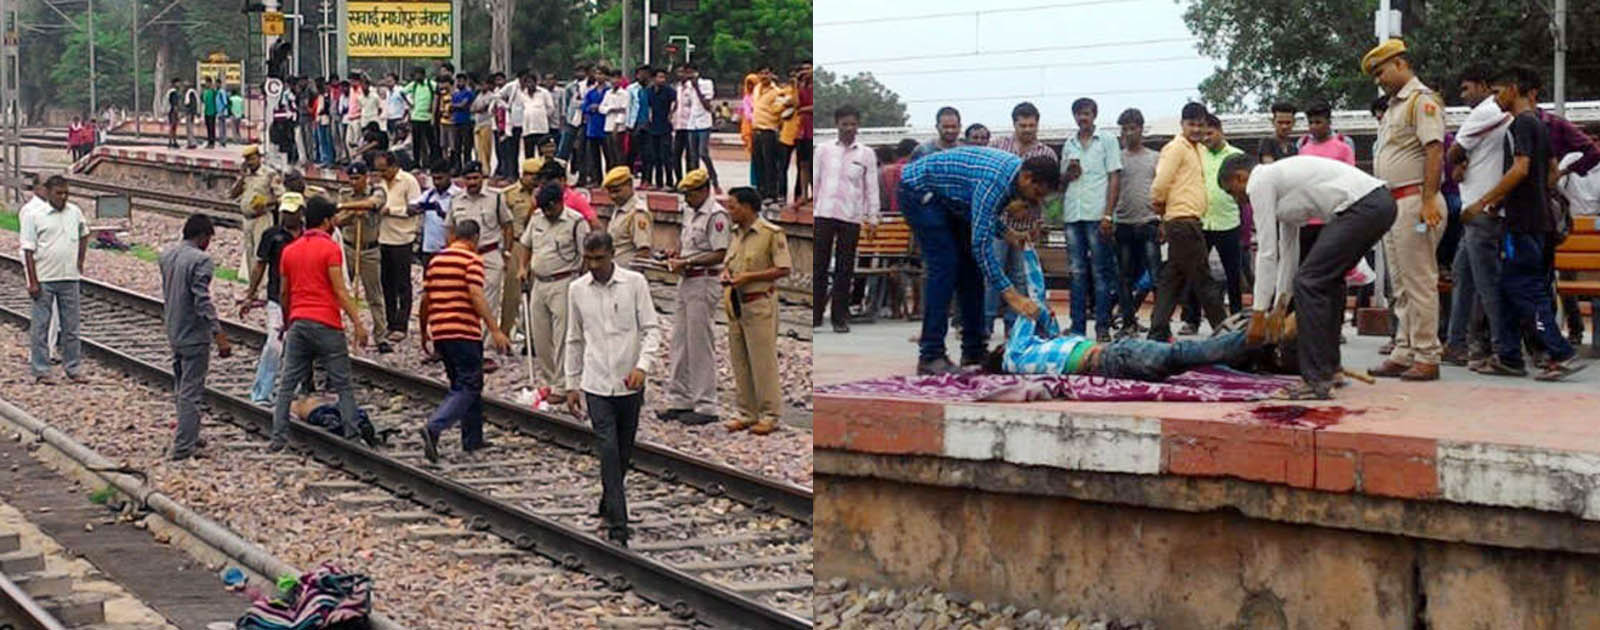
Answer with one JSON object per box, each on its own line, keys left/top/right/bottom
{"left": 333, "top": 161, "right": 391, "bottom": 351}
{"left": 229, "top": 145, "right": 284, "bottom": 285}
{"left": 1363, "top": 39, "right": 1446, "bottom": 382}
{"left": 602, "top": 165, "right": 653, "bottom": 266}
{"left": 515, "top": 182, "right": 591, "bottom": 403}
{"left": 720, "top": 187, "right": 791, "bottom": 435}
{"left": 448, "top": 161, "right": 516, "bottom": 366}
{"left": 661, "top": 168, "right": 730, "bottom": 425}
{"left": 500, "top": 158, "right": 544, "bottom": 337}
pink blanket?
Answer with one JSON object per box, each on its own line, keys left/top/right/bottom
{"left": 816, "top": 366, "right": 1296, "bottom": 402}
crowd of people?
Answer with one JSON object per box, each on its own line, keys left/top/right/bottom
{"left": 164, "top": 59, "right": 815, "bottom": 214}
{"left": 813, "top": 38, "right": 1600, "bottom": 399}
{"left": 112, "top": 132, "right": 793, "bottom": 547}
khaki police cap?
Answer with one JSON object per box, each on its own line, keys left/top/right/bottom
{"left": 678, "top": 168, "right": 710, "bottom": 192}
{"left": 1362, "top": 39, "right": 1406, "bottom": 76}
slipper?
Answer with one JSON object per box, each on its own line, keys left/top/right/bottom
{"left": 1279, "top": 382, "right": 1333, "bottom": 401}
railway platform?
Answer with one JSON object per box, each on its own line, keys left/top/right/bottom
{"left": 815, "top": 318, "right": 1600, "bottom": 628}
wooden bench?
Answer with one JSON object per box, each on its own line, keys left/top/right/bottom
{"left": 1557, "top": 215, "right": 1600, "bottom": 353}
{"left": 852, "top": 215, "right": 918, "bottom": 322}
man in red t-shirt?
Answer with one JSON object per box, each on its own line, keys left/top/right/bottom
{"left": 270, "top": 197, "right": 372, "bottom": 451}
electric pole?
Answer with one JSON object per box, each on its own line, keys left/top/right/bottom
{"left": 621, "top": 0, "right": 629, "bottom": 72}
{"left": 1554, "top": 0, "right": 1567, "bottom": 116}
{"left": 87, "top": 0, "right": 96, "bottom": 116}
{"left": 132, "top": 0, "right": 139, "bottom": 136}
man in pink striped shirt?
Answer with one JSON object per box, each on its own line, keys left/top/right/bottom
{"left": 812, "top": 105, "right": 881, "bottom": 333}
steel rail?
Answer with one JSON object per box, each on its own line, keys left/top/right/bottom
{"left": 0, "top": 572, "right": 67, "bottom": 630}
{"left": 0, "top": 269, "right": 812, "bottom": 630}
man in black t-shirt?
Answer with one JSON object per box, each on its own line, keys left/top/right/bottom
{"left": 166, "top": 79, "right": 184, "bottom": 149}
{"left": 1462, "top": 65, "right": 1587, "bottom": 380}
{"left": 1257, "top": 101, "right": 1299, "bottom": 164}
{"left": 243, "top": 210, "right": 306, "bottom": 403}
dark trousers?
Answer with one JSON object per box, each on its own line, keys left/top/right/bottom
{"left": 645, "top": 133, "right": 672, "bottom": 187}
{"left": 753, "top": 129, "right": 782, "bottom": 201}
{"left": 1296, "top": 190, "right": 1397, "bottom": 388}
{"left": 523, "top": 133, "right": 546, "bottom": 161}
{"left": 413, "top": 120, "right": 438, "bottom": 167}
{"left": 672, "top": 129, "right": 689, "bottom": 184}
{"left": 901, "top": 183, "right": 987, "bottom": 362}
{"left": 1447, "top": 218, "right": 1505, "bottom": 355}
{"left": 1115, "top": 221, "right": 1162, "bottom": 329}
{"left": 777, "top": 143, "right": 794, "bottom": 200}
{"left": 813, "top": 216, "right": 861, "bottom": 327}
{"left": 204, "top": 115, "right": 217, "bottom": 146}
{"left": 586, "top": 391, "right": 643, "bottom": 534}
{"left": 1182, "top": 227, "right": 1244, "bottom": 322}
{"left": 1150, "top": 218, "right": 1225, "bottom": 339}
{"left": 271, "top": 320, "right": 357, "bottom": 447}
{"left": 1497, "top": 231, "right": 1576, "bottom": 367}
{"left": 426, "top": 340, "right": 486, "bottom": 449}
{"left": 453, "top": 122, "right": 474, "bottom": 170}
{"left": 380, "top": 244, "right": 413, "bottom": 334}
{"left": 580, "top": 135, "right": 607, "bottom": 185}
{"left": 496, "top": 127, "right": 522, "bottom": 179}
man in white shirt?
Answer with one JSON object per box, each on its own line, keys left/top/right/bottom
{"left": 810, "top": 105, "right": 879, "bottom": 333}
{"left": 564, "top": 231, "right": 661, "bottom": 548}
{"left": 1559, "top": 152, "right": 1600, "bottom": 216}
{"left": 1221, "top": 155, "right": 1397, "bottom": 399}
{"left": 677, "top": 63, "right": 719, "bottom": 190}
{"left": 1442, "top": 65, "right": 1513, "bottom": 367}
{"left": 19, "top": 176, "right": 90, "bottom": 383}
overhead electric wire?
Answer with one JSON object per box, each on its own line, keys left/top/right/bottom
{"left": 818, "top": 37, "right": 1199, "bottom": 66}
{"left": 815, "top": 0, "right": 1144, "bottom": 27}
{"left": 861, "top": 55, "right": 1198, "bottom": 76}
{"left": 904, "top": 86, "right": 1197, "bottom": 104}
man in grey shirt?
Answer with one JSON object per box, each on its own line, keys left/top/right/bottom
{"left": 1111, "top": 108, "right": 1160, "bottom": 336}
{"left": 158, "top": 215, "right": 233, "bottom": 461}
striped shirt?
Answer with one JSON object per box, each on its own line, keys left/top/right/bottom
{"left": 899, "top": 146, "right": 1023, "bottom": 292}
{"left": 422, "top": 244, "right": 486, "bottom": 342}
{"left": 1003, "top": 248, "right": 1097, "bottom": 375}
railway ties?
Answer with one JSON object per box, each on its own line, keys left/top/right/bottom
{"left": 0, "top": 253, "right": 813, "bottom": 629}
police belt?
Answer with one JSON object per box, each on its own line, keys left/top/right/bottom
{"left": 1389, "top": 184, "right": 1422, "bottom": 200}
{"left": 478, "top": 242, "right": 499, "bottom": 254}
{"left": 738, "top": 288, "right": 774, "bottom": 303}
{"left": 684, "top": 266, "right": 723, "bottom": 278}
{"left": 535, "top": 269, "right": 577, "bottom": 283}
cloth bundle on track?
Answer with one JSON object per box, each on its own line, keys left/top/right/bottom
{"left": 236, "top": 563, "right": 374, "bottom": 630}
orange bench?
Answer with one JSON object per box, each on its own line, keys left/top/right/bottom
{"left": 853, "top": 215, "right": 918, "bottom": 322}
{"left": 1557, "top": 215, "right": 1600, "bottom": 352}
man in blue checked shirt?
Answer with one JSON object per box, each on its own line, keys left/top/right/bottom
{"left": 984, "top": 248, "right": 1260, "bottom": 381}
{"left": 900, "top": 146, "right": 1061, "bottom": 375}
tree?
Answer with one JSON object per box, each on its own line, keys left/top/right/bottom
{"left": 652, "top": 0, "right": 810, "bottom": 92}
{"left": 813, "top": 67, "right": 908, "bottom": 129}
{"left": 1181, "top": 0, "right": 1600, "bottom": 111}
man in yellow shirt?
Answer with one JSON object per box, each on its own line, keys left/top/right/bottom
{"left": 752, "top": 68, "right": 784, "bottom": 209}
{"left": 374, "top": 151, "right": 424, "bottom": 342}
{"left": 1147, "top": 102, "right": 1226, "bottom": 341}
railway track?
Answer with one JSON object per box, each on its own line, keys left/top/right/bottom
{"left": 0, "top": 253, "right": 813, "bottom": 629}
{"left": 0, "top": 565, "right": 68, "bottom": 630}
{"left": 38, "top": 175, "right": 815, "bottom": 309}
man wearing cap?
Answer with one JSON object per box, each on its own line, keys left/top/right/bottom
{"left": 1363, "top": 39, "right": 1446, "bottom": 382}
{"left": 603, "top": 166, "right": 653, "bottom": 267}
{"left": 448, "top": 161, "right": 516, "bottom": 369}
{"left": 515, "top": 182, "right": 591, "bottom": 401}
{"left": 500, "top": 157, "right": 544, "bottom": 338}
{"left": 229, "top": 145, "right": 284, "bottom": 286}
{"left": 720, "top": 187, "right": 791, "bottom": 435}
{"left": 661, "top": 168, "right": 729, "bottom": 425}
{"left": 334, "top": 161, "right": 392, "bottom": 352}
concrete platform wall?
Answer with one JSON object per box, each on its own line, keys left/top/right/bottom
{"left": 819, "top": 474, "right": 1600, "bottom": 629}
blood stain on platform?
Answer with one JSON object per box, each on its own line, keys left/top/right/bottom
{"left": 1247, "top": 405, "right": 1363, "bottom": 428}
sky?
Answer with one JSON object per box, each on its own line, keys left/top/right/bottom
{"left": 814, "top": 0, "right": 1223, "bottom": 132}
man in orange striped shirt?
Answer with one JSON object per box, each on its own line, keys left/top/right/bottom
{"left": 418, "top": 219, "right": 511, "bottom": 463}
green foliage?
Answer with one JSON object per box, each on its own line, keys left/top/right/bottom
{"left": 654, "top": 0, "right": 811, "bottom": 85}
{"left": 88, "top": 485, "right": 117, "bottom": 505}
{"left": 48, "top": 11, "right": 135, "bottom": 114}
{"left": 1182, "top": 0, "right": 1600, "bottom": 112}
{"left": 813, "top": 67, "right": 908, "bottom": 129}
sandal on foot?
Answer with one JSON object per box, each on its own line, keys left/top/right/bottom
{"left": 1280, "top": 382, "right": 1333, "bottom": 400}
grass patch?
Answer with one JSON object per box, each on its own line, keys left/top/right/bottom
{"left": 130, "top": 243, "right": 244, "bottom": 284}
{"left": 0, "top": 211, "right": 19, "bottom": 232}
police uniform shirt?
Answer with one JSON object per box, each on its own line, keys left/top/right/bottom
{"left": 239, "top": 166, "right": 284, "bottom": 216}
{"left": 338, "top": 186, "right": 387, "bottom": 248}
{"left": 724, "top": 217, "right": 792, "bottom": 295}
{"left": 503, "top": 184, "right": 538, "bottom": 240}
{"left": 679, "top": 195, "right": 731, "bottom": 261}
{"left": 450, "top": 189, "right": 514, "bottom": 252}
{"left": 1374, "top": 76, "right": 1446, "bottom": 187}
{"left": 519, "top": 207, "right": 590, "bottom": 278}
{"left": 607, "top": 193, "right": 653, "bottom": 263}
